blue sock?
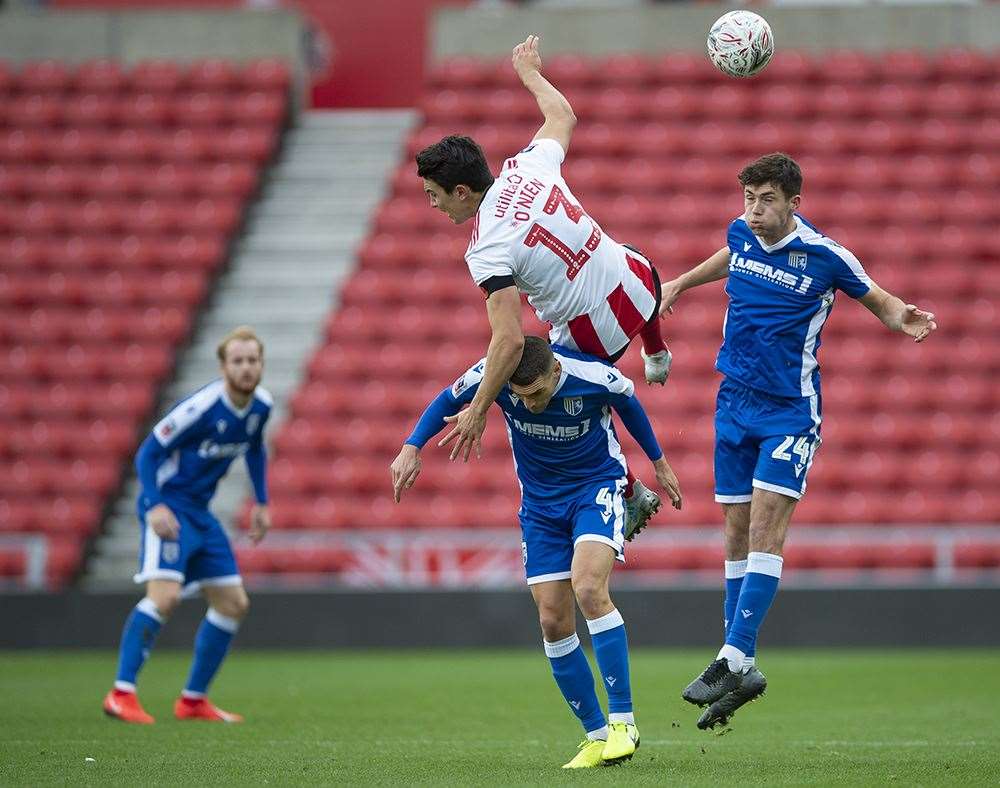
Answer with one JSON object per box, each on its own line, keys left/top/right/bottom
{"left": 725, "top": 552, "right": 783, "bottom": 658}
{"left": 724, "top": 559, "right": 755, "bottom": 660}
{"left": 544, "top": 633, "right": 606, "bottom": 735}
{"left": 183, "top": 608, "right": 240, "bottom": 696}
{"left": 587, "top": 609, "right": 632, "bottom": 718}
{"left": 723, "top": 559, "right": 747, "bottom": 637}
{"left": 115, "top": 598, "right": 163, "bottom": 690}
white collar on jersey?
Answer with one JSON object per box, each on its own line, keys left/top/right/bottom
{"left": 754, "top": 215, "right": 803, "bottom": 254}
{"left": 220, "top": 386, "right": 253, "bottom": 418}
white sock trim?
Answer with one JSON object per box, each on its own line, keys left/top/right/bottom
{"left": 724, "top": 559, "right": 748, "bottom": 579}
{"left": 543, "top": 632, "right": 580, "bottom": 658}
{"left": 717, "top": 644, "right": 746, "bottom": 672}
{"left": 114, "top": 680, "right": 136, "bottom": 693}
{"left": 181, "top": 689, "right": 205, "bottom": 700}
{"left": 586, "top": 608, "right": 624, "bottom": 635}
{"left": 206, "top": 607, "right": 240, "bottom": 634}
{"left": 743, "top": 656, "right": 756, "bottom": 670}
{"left": 136, "top": 597, "right": 163, "bottom": 623}
{"left": 586, "top": 725, "right": 608, "bottom": 741}
{"left": 747, "top": 551, "right": 784, "bottom": 579}
{"left": 609, "top": 712, "right": 635, "bottom": 725}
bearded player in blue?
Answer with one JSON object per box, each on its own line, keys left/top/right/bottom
{"left": 102, "top": 326, "right": 272, "bottom": 724}
{"left": 390, "top": 337, "right": 682, "bottom": 768}
{"left": 659, "top": 153, "right": 937, "bottom": 729}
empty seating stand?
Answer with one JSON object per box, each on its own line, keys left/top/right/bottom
{"left": 247, "top": 49, "right": 999, "bottom": 580}
{"left": 0, "top": 58, "right": 290, "bottom": 588}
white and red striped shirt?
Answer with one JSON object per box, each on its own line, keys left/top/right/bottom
{"left": 465, "top": 138, "right": 657, "bottom": 358}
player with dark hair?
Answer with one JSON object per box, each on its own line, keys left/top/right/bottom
{"left": 415, "top": 35, "right": 672, "bottom": 538}
{"left": 659, "top": 153, "right": 937, "bottom": 729}
{"left": 390, "top": 337, "right": 682, "bottom": 768}
{"left": 102, "top": 327, "right": 272, "bottom": 724}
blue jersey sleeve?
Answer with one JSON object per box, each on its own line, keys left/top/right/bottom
{"left": 610, "top": 392, "right": 663, "bottom": 462}
{"left": 827, "top": 243, "right": 872, "bottom": 298}
{"left": 245, "top": 413, "right": 269, "bottom": 504}
{"left": 245, "top": 443, "right": 268, "bottom": 504}
{"left": 404, "top": 359, "right": 485, "bottom": 449}
{"left": 137, "top": 390, "right": 214, "bottom": 506}
{"left": 135, "top": 433, "right": 169, "bottom": 508}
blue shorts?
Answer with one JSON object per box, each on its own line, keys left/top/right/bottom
{"left": 133, "top": 500, "right": 241, "bottom": 595}
{"left": 520, "top": 477, "right": 627, "bottom": 585}
{"left": 714, "top": 377, "right": 822, "bottom": 503}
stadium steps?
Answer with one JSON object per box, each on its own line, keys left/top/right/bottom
{"left": 83, "top": 110, "right": 417, "bottom": 589}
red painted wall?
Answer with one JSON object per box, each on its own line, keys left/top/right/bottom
{"left": 51, "top": 0, "right": 470, "bottom": 107}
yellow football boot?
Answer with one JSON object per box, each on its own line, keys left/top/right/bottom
{"left": 561, "top": 738, "right": 607, "bottom": 769}
{"left": 601, "top": 722, "right": 639, "bottom": 764}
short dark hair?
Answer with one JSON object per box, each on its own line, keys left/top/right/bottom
{"left": 510, "top": 336, "right": 554, "bottom": 387}
{"left": 415, "top": 135, "right": 494, "bottom": 194}
{"left": 739, "top": 153, "right": 802, "bottom": 200}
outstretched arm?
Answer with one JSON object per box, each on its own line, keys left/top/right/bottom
{"left": 437, "top": 286, "right": 523, "bottom": 462}
{"left": 659, "top": 246, "right": 731, "bottom": 316}
{"left": 392, "top": 372, "right": 484, "bottom": 502}
{"left": 858, "top": 284, "right": 937, "bottom": 342}
{"left": 612, "top": 394, "right": 683, "bottom": 510}
{"left": 513, "top": 35, "right": 577, "bottom": 154}
{"left": 391, "top": 390, "right": 461, "bottom": 503}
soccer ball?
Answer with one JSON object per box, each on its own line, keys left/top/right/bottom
{"left": 706, "top": 10, "right": 774, "bottom": 79}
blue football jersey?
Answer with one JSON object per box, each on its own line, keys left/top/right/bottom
{"left": 717, "top": 214, "right": 872, "bottom": 398}
{"left": 449, "top": 347, "right": 636, "bottom": 502}
{"left": 139, "top": 380, "right": 272, "bottom": 510}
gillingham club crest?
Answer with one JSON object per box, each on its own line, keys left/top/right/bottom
{"left": 788, "top": 252, "right": 808, "bottom": 271}
{"left": 563, "top": 397, "right": 583, "bottom": 416}
{"left": 162, "top": 542, "right": 180, "bottom": 564}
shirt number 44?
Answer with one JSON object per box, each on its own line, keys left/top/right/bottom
{"left": 522, "top": 185, "right": 602, "bottom": 281}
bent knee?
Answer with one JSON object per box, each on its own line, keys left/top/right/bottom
{"left": 537, "top": 608, "right": 573, "bottom": 643}
{"left": 747, "top": 524, "right": 787, "bottom": 555}
{"left": 572, "top": 581, "right": 610, "bottom": 619}
{"left": 227, "top": 588, "right": 250, "bottom": 619}
{"left": 146, "top": 586, "right": 181, "bottom": 618}
{"left": 212, "top": 587, "right": 250, "bottom": 620}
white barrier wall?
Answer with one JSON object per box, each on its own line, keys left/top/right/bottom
{"left": 433, "top": 2, "right": 1000, "bottom": 59}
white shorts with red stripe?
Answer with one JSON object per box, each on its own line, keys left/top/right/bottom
{"left": 550, "top": 249, "right": 659, "bottom": 359}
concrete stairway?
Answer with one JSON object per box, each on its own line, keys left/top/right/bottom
{"left": 85, "top": 110, "right": 416, "bottom": 588}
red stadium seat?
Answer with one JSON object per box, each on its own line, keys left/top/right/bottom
{"left": 188, "top": 59, "right": 241, "bottom": 92}
{"left": 16, "top": 61, "right": 73, "bottom": 93}
{"left": 758, "top": 51, "right": 819, "bottom": 83}
{"left": 7, "top": 95, "right": 62, "bottom": 127}
{"left": 225, "top": 91, "right": 286, "bottom": 128}
{"left": 130, "top": 61, "right": 185, "bottom": 93}
{"left": 0, "top": 62, "right": 16, "bottom": 95}
{"left": 822, "top": 51, "right": 877, "bottom": 84}
{"left": 240, "top": 59, "right": 292, "bottom": 92}
{"left": 599, "top": 54, "right": 655, "bottom": 88}
{"left": 74, "top": 60, "right": 128, "bottom": 94}
{"left": 933, "top": 49, "right": 993, "bottom": 81}
{"left": 878, "top": 51, "right": 934, "bottom": 83}
{"left": 0, "top": 56, "right": 276, "bottom": 585}
{"left": 174, "top": 92, "right": 227, "bottom": 126}
{"left": 654, "top": 53, "right": 721, "bottom": 85}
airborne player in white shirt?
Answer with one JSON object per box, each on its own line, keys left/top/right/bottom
{"left": 415, "top": 36, "right": 672, "bottom": 533}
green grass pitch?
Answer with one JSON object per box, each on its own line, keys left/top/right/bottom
{"left": 2, "top": 649, "right": 998, "bottom": 786}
